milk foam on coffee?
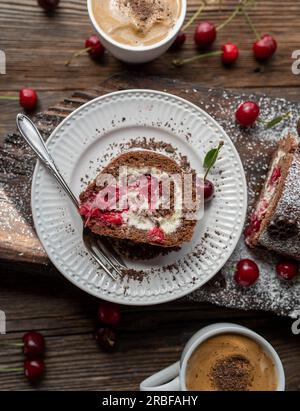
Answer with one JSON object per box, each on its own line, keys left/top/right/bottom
{"left": 185, "top": 334, "right": 278, "bottom": 391}
{"left": 92, "top": 0, "right": 181, "bottom": 46}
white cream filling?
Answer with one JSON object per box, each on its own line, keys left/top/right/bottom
{"left": 122, "top": 166, "right": 183, "bottom": 234}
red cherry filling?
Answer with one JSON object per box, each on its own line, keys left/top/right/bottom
{"left": 100, "top": 212, "right": 123, "bottom": 225}
{"left": 245, "top": 214, "right": 261, "bottom": 237}
{"left": 147, "top": 227, "right": 165, "bottom": 244}
{"left": 79, "top": 203, "right": 123, "bottom": 227}
{"left": 268, "top": 166, "right": 281, "bottom": 186}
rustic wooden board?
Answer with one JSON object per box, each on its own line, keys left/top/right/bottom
{"left": 1, "top": 73, "right": 300, "bottom": 318}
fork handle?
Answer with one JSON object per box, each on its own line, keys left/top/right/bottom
{"left": 17, "top": 113, "right": 79, "bottom": 210}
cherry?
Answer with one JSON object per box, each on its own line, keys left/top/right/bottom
{"left": 194, "top": 21, "right": 216, "bottom": 49}
{"left": 24, "top": 359, "right": 45, "bottom": 382}
{"left": 172, "top": 31, "right": 186, "bottom": 49}
{"left": 203, "top": 179, "right": 214, "bottom": 202}
{"left": 23, "top": 332, "right": 45, "bottom": 358}
{"left": 234, "top": 259, "right": 259, "bottom": 287}
{"left": 235, "top": 101, "right": 260, "bottom": 127}
{"left": 221, "top": 42, "right": 239, "bottom": 65}
{"left": 276, "top": 261, "right": 298, "bottom": 280}
{"left": 85, "top": 35, "right": 105, "bottom": 59}
{"left": 95, "top": 327, "right": 117, "bottom": 351}
{"left": 19, "top": 88, "right": 38, "bottom": 111}
{"left": 98, "top": 302, "right": 120, "bottom": 326}
{"left": 100, "top": 212, "right": 123, "bottom": 226}
{"left": 147, "top": 227, "right": 165, "bottom": 244}
{"left": 37, "top": 0, "right": 60, "bottom": 11}
{"left": 253, "top": 34, "right": 277, "bottom": 61}
{"left": 65, "top": 35, "right": 105, "bottom": 66}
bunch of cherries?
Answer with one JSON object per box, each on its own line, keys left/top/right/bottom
{"left": 0, "top": 332, "right": 46, "bottom": 382}
{"left": 172, "top": 1, "right": 277, "bottom": 66}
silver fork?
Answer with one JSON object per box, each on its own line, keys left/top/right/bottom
{"left": 16, "top": 113, "right": 125, "bottom": 281}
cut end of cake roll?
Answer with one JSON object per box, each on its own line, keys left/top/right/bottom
{"left": 79, "top": 150, "right": 201, "bottom": 248}
{"left": 245, "top": 133, "right": 300, "bottom": 260}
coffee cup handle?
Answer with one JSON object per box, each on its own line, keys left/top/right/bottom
{"left": 140, "top": 361, "right": 181, "bottom": 391}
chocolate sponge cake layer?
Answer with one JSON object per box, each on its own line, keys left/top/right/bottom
{"left": 245, "top": 134, "right": 300, "bottom": 260}
{"left": 79, "top": 150, "right": 199, "bottom": 248}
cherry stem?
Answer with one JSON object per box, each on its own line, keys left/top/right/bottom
{"left": 0, "top": 342, "right": 23, "bottom": 347}
{"left": 173, "top": 50, "right": 221, "bottom": 67}
{"left": 216, "top": 0, "right": 255, "bottom": 32}
{"left": 182, "top": 1, "right": 206, "bottom": 32}
{"left": 241, "top": 7, "right": 261, "bottom": 40}
{"left": 65, "top": 47, "right": 92, "bottom": 66}
{"left": 0, "top": 96, "right": 18, "bottom": 101}
{"left": 204, "top": 141, "right": 224, "bottom": 180}
{"left": 0, "top": 367, "right": 22, "bottom": 373}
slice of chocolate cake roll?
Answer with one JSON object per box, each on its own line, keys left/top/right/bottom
{"left": 79, "top": 150, "right": 200, "bottom": 248}
{"left": 245, "top": 134, "right": 300, "bottom": 260}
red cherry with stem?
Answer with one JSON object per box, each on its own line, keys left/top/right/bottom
{"left": 203, "top": 179, "right": 214, "bottom": 202}
{"left": 23, "top": 332, "right": 45, "bottom": 358}
{"left": 235, "top": 101, "right": 260, "bottom": 127}
{"left": 65, "top": 35, "right": 105, "bottom": 66}
{"left": 85, "top": 35, "right": 105, "bottom": 59}
{"left": 98, "top": 302, "right": 120, "bottom": 326}
{"left": 171, "top": 1, "right": 206, "bottom": 50}
{"left": 194, "top": 21, "right": 216, "bottom": 49}
{"left": 234, "top": 259, "right": 259, "bottom": 287}
{"left": 24, "top": 359, "right": 45, "bottom": 382}
{"left": 171, "top": 31, "right": 186, "bottom": 49}
{"left": 253, "top": 34, "right": 277, "bottom": 61}
{"left": 276, "top": 261, "right": 298, "bottom": 280}
{"left": 19, "top": 88, "right": 38, "bottom": 111}
{"left": 241, "top": 8, "right": 277, "bottom": 61}
{"left": 221, "top": 42, "right": 239, "bottom": 65}
{"left": 173, "top": 42, "right": 239, "bottom": 67}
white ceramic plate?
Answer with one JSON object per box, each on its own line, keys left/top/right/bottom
{"left": 32, "top": 90, "right": 247, "bottom": 305}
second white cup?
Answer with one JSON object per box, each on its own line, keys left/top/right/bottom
{"left": 140, "top": 323, "right": 285, "bottom": 391}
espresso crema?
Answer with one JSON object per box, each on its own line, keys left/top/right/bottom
{"left": 92, "top": 0, "right": 181, "bottom": 46}
{"left": 185, "top": 334, "right": 278, "bottom": 391}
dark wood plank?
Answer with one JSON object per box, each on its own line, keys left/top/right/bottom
{"left": 0, "top": 260, "right": 299, "bottom": 390}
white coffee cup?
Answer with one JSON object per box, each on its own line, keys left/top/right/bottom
{"left": 87, "top": 0, "right": 187, "bottom": 64}
{"left": 140, "top": 323, "right": 285, "bottom": 391}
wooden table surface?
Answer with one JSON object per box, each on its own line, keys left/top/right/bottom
{"left": 0, "top": 0, "right": 300, "bottom": 391}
